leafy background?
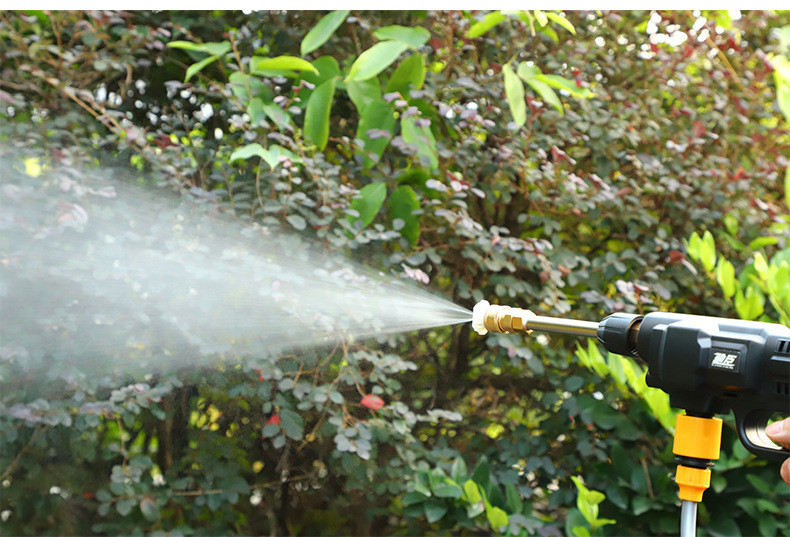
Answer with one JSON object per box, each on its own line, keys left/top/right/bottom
{"left": 1, "top": 9, "right": 789, "bottom": 537}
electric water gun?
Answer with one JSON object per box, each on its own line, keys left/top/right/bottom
{"left": 472, "top": 301, "right": 790, "bottom": 537}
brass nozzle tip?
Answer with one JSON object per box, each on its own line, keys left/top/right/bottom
{"left": 472, "top": 300, "right": 535, "bottom": 335}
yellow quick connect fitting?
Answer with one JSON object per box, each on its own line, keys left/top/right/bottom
{"left": 672, "top": 414, "right": 723, "bottom": 502}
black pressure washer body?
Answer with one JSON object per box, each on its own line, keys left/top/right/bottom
{"left": 597, "top": 311, "right": 790, "bottom": 460}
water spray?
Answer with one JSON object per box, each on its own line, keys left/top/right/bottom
{"left": 472, "top": 300, "right": 790, "bottom": 537}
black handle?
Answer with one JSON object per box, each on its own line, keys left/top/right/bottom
{"left": 733, "top": 407, "right": 789, "bottom": 462}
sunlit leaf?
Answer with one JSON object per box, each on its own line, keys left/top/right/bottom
{"left": 517, "top": 63, "right": 563, "bottom": 114}
{"left": 385, "top": 53, "right": 426, "bottom": 94}
{"left": 546, "top": 12, "right": 576, "bottom": 34}
{"left": 346, "top": 41, "right": 409, "bottom": 82}
{"left": 301, "top": 10, "right": 349, "bottom": 56}
{"left": 503, "top": 64, "right": 526, "bottom": 125}
{"left": 356, "top": 99, "right": 395, "bottom": 168}
{"left": 373, "top": 25, "right": 431, "bottom": 49}
{"left": 167, "top": 40, "right": 230, "bottom": 56}
{"left": 537, "top": 74, "right": 594, "bottom": 98}
{"left": 348, "top": 182, "right": 387, "bottom": 228}
{"left": 185, "top": 55, "right": 220, "bottom": 82}
{"left": 304, "top": 78, "right": 336, "bottom": 150}
{"left": 401, "top": 115, "right": 438, "bottom": 169}
{"left": 468, "top": 11, "right": 506, "bottom": 38}
{"left": 390, "top": 185, "right": 421, "bottom": 246}
{"left": 346, "top": 77, "right": 381, "bottom": 114}
{"left": 251, "top": 56, "right": 318, "bottom": 74}
{"left": 262, "top": 103, "right": 293, "bottom": 131}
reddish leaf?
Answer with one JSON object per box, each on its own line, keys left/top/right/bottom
{"left": 266, "top": 415, "right": 281, "bottom": 426}
{"left": 361, "top": 394, "right": 385, "bottom": 410}
{"left": 692, "top": 121, "right": 706, "bottom": 138}
{"left": 667, "top": 250, "right": 685, "bottom": 264}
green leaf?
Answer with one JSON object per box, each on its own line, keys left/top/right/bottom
{"left": 432, "top": 478, "right": 463, "bottom": 499}
{"left": 700, "top": 230, "right": 717, "bottom": 272}
{"left": 414, "top": 470, "right": 432, "bottom": 496}
{"left": 229, "top": 143, "right": 300, "bottom": 170}
{"left": 286, "top": 214, "right": 306, "bottom": 231}
{"left": 517, "top": 63, "right": 563, "bottom": 114}
{"left": 373, "top": 25, "right": 431, "bottom": 49}
{"left": 735, "top": 286, "right": 764, "bottom": 320}
{"left": 140, "top": 497, "right": 160, "bottom": 522}
{"left": 471, "top": 458, "right": 490, "bottom": 487}
{"left": 537, "top": 74, "right": 594, "bottom": 98}
{"left": 533, "top": 10, "right": 548, "bottom": 26}
{"left": 503, "top": 64, "right": 526, "bottom": 126}
{"left": 303, "top": 56, "right": 342, "bottom": 88}
{"left": 505, "top": 482, "right": 522, "bottom": 514}
{"left": 348, "top": 182, "right": 387, "bottom": 228}
{"left": 424, "top": 499, "right": 448, "bottom": 523}
{"left": 280, "top": 408, "right": 304, "bottom": 440}
{"left": 346, "top": 77, "right": 382, "bottom": 115}
{"left": 356, "top": 99, "right": 395, "bottom": 168}
{"left": 716, "top": 258, "right": 737, "bottom": 298}
{"left": 587, "top": 401, "right": 623, "bottom": 430}
{"left": 748, "top": 236, "right": 778, "bottom": 250}
{"left": 723, "top": 213, "right": 739, "bottom": 236}
{"left": 390, "top": 185, "right": 421, "bottom": 246}
{"left": 229, "top": 143, "right": 268, "bottom": 162}
{"left": 485, "top": 505, "right": 508, "bottom": 530}
{"left": 401, "top": 116, "right": 438, "bottom": 169}
{"left": 687, "top": 231, "right": 702, "bottom": 261}
{"left": 251, "top": 55, "right": 318, "bottom": 74}
{"left": 185, "top": 55, "right": 220, "bottom": 83}
{"left": 265, "top": 145, "right": 301, "bottom": 170}
{"left": 451, "top": 458, "right": 467, "bottom": 484}
{"left": 116, "top": 497, "right": 136, "bottom": 516}
{"left": 262, "top": 102, "right": 293, "bottom": 131}
{"left": 546, "top": 12, "right": 576, "bottom": 34}
{"left": 632, "top": 496, "right": 651, "bottom": 516}
{"left": 468, "top": 11, "right": 506, "bottom": 38}
{"left": 753, "top": 251, "right": 769, "bottom": 279}
{"left": 228, "top": 72, "right": 271, "bottom": 105}
{"left": 402, "top": 491, "right": 428, "bottom": 505}
{"left": 346, "top": 41, "right": 409, "bottom": 82}
{"left": 304, "top": 78, "right": 336, "bottom": 150}
{"left": 247, "top": 98, "right": 267, "bottom": 126}
{"left": 301, "top": 10, "right": 349, "bottom": 56}
{"left": 385, "top": 53, "right": 426, "bottom": 94}
{"left": 168, "top": 40, "right": 230, "bottom": 56}
{"left": 463, "top": 480, "right": 482, "bottom": 503}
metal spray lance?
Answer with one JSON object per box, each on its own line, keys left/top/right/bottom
{"left": 471, "top": 300, "right": 790, "bottom": 537}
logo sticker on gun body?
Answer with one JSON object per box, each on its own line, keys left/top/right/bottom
{"left": 710, "top": 349, "right": 740, "bottom": 372}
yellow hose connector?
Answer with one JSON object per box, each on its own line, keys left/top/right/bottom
{"left": 673, "top": 414, "right": 723, "bottom": 502}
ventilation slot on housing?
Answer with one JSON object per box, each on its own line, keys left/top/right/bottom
{"left": 777, "top": 382, "right": 790, "bottom": 396}
{"left": 777, "top": 339, "right": 790, "bottom": 355}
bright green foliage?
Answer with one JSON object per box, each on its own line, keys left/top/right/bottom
{"left": 568, "top": 476, "right": 615, "bottom": 536}
{"left": 304, "top": 78, "right": 336, "bottom": 150}
{"left": 346, "top": 41, "right": 410, "bottom": 81}
{"left": 300, "top": 10, "right": 349, "bottom": 56}
{"left": 2, "top": 9, "right": 789, "bottom": 537}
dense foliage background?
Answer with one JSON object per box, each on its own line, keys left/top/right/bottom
{"left": 1, "top": 9, "right": 789, "bottom": 536}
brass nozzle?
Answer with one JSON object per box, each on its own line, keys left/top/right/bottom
{"left": 472, "top": 300, "right": 600, "bottom": 338}
{"left": 472, "top": 300, "right": 535, "bottom": 335}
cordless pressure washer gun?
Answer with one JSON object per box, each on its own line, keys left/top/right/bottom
{"left": 471, "top": 301, "right": 790, "bottom": 537}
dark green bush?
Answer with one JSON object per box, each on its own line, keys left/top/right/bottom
{"left": 1, "top": 9, "right": 788, "bottom": 536}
